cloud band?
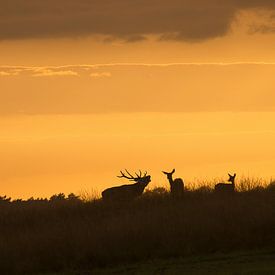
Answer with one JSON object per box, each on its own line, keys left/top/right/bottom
{"left": 1, "top": 1, "right": 275, "bottom": 42}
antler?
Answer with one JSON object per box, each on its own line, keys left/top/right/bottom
{"left": 117, "top": 170, "right": 136, "bottom": 181}
{"left": 135, "top": 170, "right": 144, "bottom": 178}
{"left": 117, "top": 170, "right": 148, "bottom": 181}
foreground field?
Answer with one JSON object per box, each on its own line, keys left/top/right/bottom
{"left": 91, "top": 250, "right": 275, "bottom": 275}
{"left": 0, "top": 181, "right": 275, "bottom": 274}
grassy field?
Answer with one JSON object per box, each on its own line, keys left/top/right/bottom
{"left": 44, "top": 250, "right": 275, "bottom": 274}
{"left": 91, "top": 250, "right": 275, "bottom": 275}
{"left": 0, "top": 180, "right": 274, "bottom": 274}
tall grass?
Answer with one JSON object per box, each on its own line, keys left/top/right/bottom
{"left": 0, "top": 179, "right": 275, "bottom": 274}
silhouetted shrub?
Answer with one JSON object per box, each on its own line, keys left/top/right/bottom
{"left": 0, "top": 195, "right": 11, "bottom": 203}
{"left": 144, "top": 187, "right": 168, "bottom": 196}
{"left": 50, "top": 193, "right": 66, "bottom": 201}
{"left": 267, "top": 181, "right": 275, "bottom": 191}
{"left": 67, "top": 193, "right": 80, "bottom": 201}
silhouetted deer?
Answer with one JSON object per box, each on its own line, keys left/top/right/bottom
{"left": 215, "top": 173, "right": 236, "bottom": 193}
{"left": 102, "top": 170, "right": 151, "bottom": 201}
{"left": 162, "top": 169, "right": 184, "bottom": 197}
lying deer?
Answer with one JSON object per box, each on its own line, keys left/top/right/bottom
{"left": 215, "top": 173, "right": 236, "bottom": 193}
{"left": 162, "top": 169, "right": 184, "bottom": 197}
{"left": 102, "top": 170, "right": 151, "bottom": 201}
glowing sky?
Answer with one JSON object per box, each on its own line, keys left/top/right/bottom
{"left": 1, "top": 2, "right": 275, "bottom": 198}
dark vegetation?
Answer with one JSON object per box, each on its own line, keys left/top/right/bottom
{"left": 92, "top": 250, "right": 275, "bottom": 274}
{"left": 0, "top": 181, "right": 275, "bottom": 274}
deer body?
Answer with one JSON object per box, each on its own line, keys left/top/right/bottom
{"left": 215, "top": 173, "right": 236, "bottom": 193}
{"left": 162, "top": 169, "right": 184, "bottom": 197}
{"left": 102, "top": 170, "right": 151, "bottom": 201}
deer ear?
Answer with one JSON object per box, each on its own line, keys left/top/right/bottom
{"left": 172, "top": 169, "right": 175, "bottom": 173}
{"left": 228, "top": 173, "right": 231, "bottom": 177}
{"left": 162, "top": 171, "right": 167, "bottom": 174}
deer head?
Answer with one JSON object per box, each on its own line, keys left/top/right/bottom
{"left": 228, "top": 173, "right": 236, "bottom": 184}
{"left": 162, "top": 169, "right": 175, "bottom": 181}
{"left": 162, "top": 169, "right": 175, "bottom": 176}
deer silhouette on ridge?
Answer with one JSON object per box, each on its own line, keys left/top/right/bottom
{"left": 102, "top": 170, "right": 151, "bottom": 201}
{"left": 162, "top": 169, "right": 184, "bottom": 197}
{"left": 215, "top": 173, "right": 236, "bottom": 193}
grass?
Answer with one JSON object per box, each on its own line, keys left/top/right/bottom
{"left": 0, "top": 180, "right": 275, "bottom": 274}
{"left": 44, "top": 250, "right": 275, "bottom": 274}
{"left": 90, "top": 250, "right": 275, "bottom": 275}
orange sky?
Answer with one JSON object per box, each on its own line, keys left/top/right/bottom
{"left": 1, "top": 6, "right": 275, "bottom": 198}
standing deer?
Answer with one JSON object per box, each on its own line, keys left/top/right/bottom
{"left": 215, "top": 173, "right": 236, "bottom": 193}
{"left": 102, "top": 170, "right": 151, "bottom": 201}
{"left": 162, "top": 169, "right": 184, "bottom": 197}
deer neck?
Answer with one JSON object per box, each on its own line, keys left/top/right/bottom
{"left": 167, "top": 175, "right": 174, "bottom": 185}
{"left": 230, "top": 179, "right": 235, "bottom": 187}
{"left": 135, "top": 182, "right": 146, "bottom": 194}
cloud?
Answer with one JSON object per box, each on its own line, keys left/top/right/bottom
{"left": 0, "top": 71, "right": 12, "bottom": 76}
{"left": 90, "top": 72, "right": 111, "bottom": 78}
{"left": 249, "top": 23, "right": 275, "bottom": 34}
{"left": 2, "top": 62, "right": 275, "bottom": 78}
{"left": 0, "top": 71, "right": 18, "bottom": 76}
{"left": 32, "top": 69, "right": 79, "bottom": 77}
{"left": 1, "top": 62, "right": 275, "bottom": 115}
{"left": 2, "top": 1, "right": 275, "bottom": 42}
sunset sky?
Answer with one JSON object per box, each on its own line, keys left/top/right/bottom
{"left": 1, "top": 1, "right": 275, "bottom": 198}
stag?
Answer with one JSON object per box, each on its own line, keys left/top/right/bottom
{"left": 162, "top": 169, "right": 184, "bottom": 197}
{"left": 102, "top": 170, "right": 151, "bottom": 201}
{"left": 215, "top": 173, "right": 236, "bottom": 193}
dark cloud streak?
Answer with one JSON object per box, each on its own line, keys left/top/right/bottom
{"left": 1, "top": 0, "right": 275, "bottom": 41}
